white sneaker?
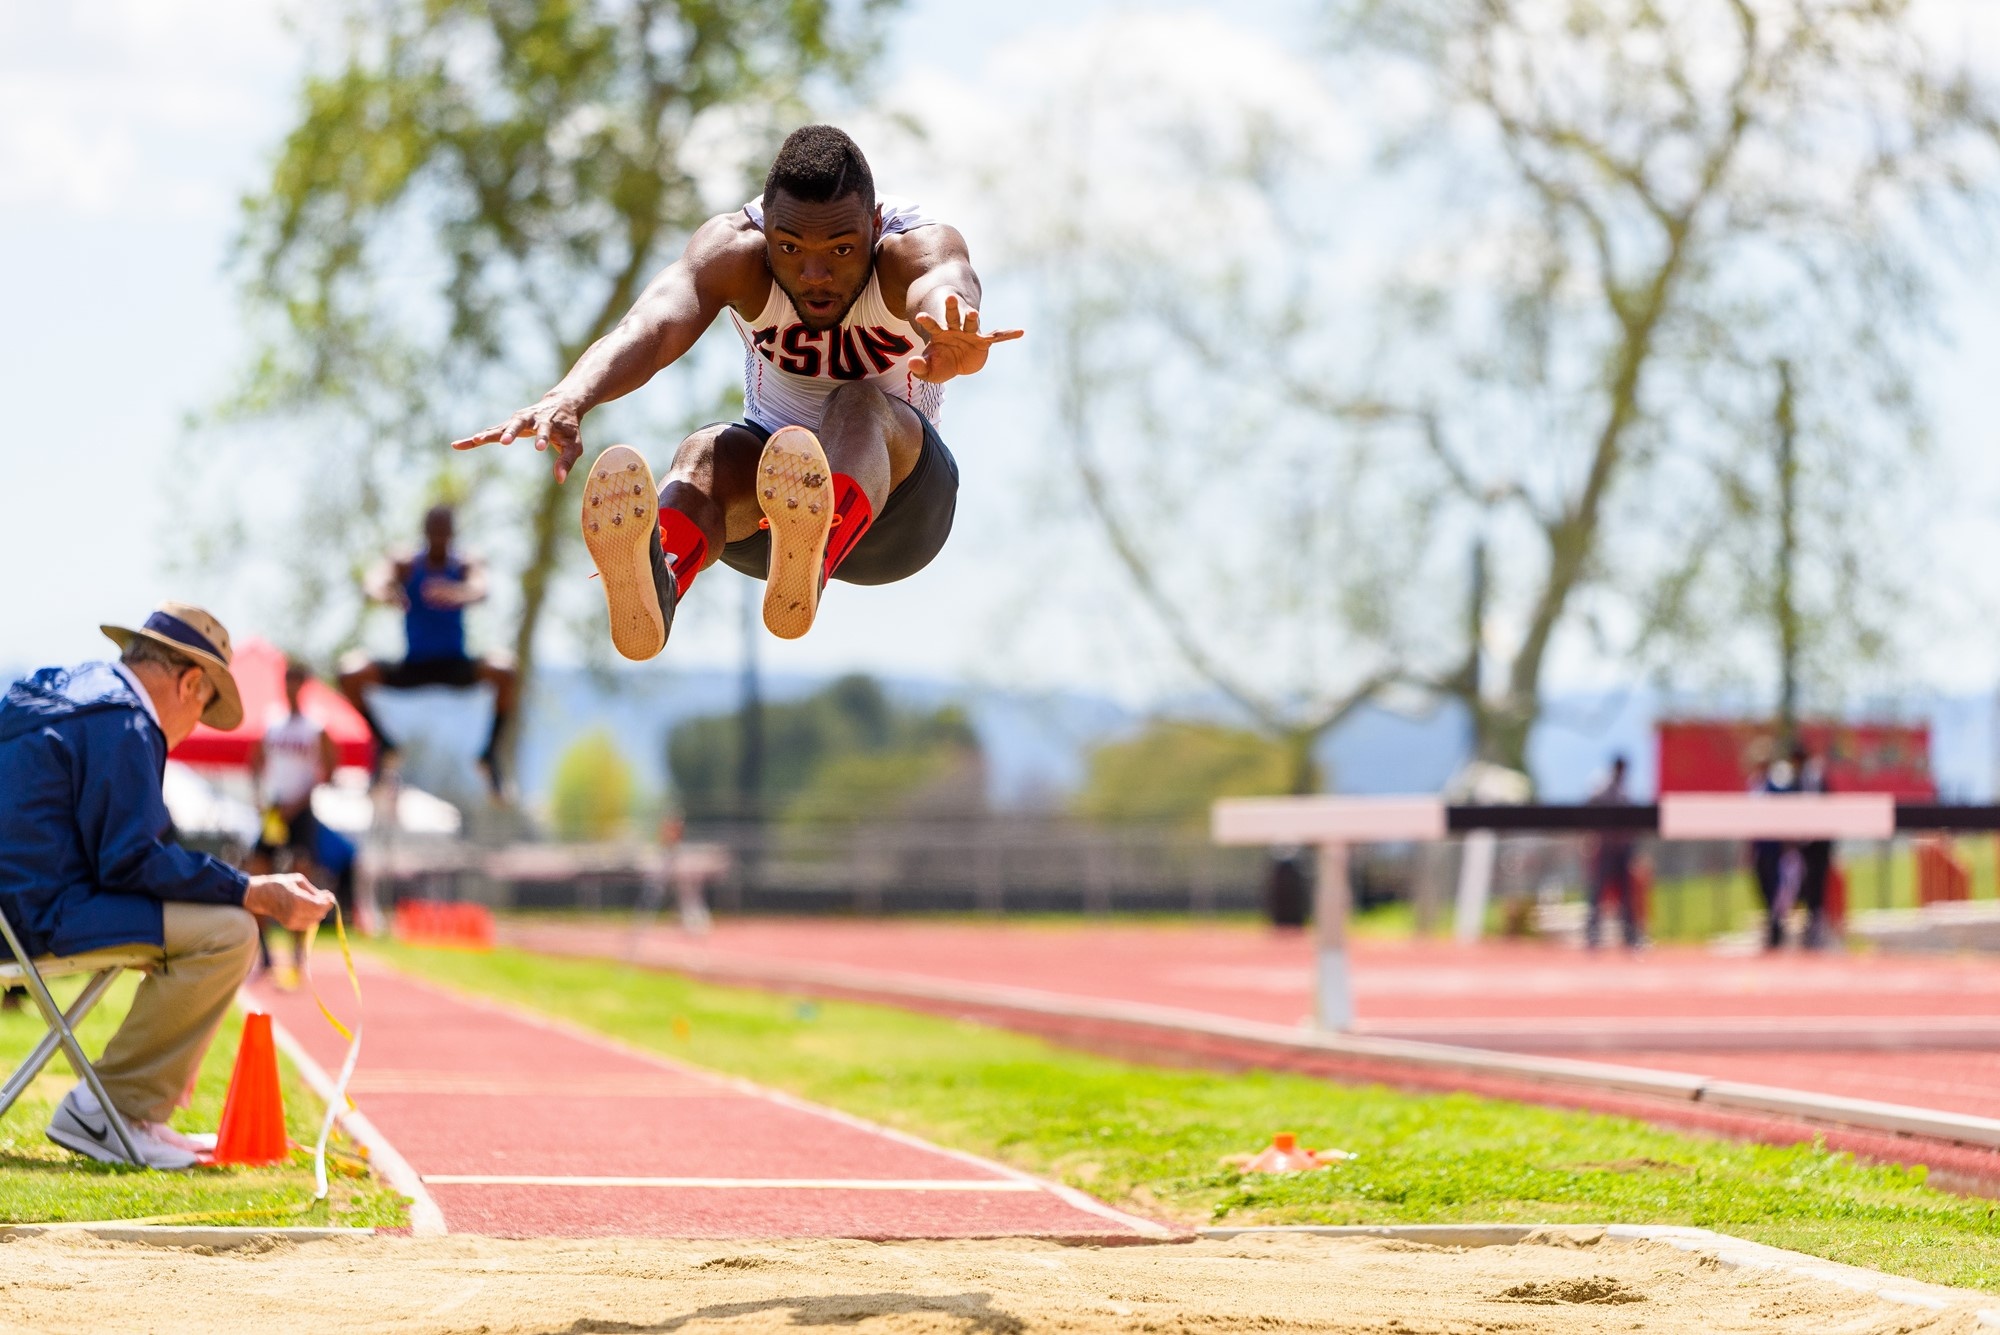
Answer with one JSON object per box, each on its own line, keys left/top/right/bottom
{"left": 141, "top": 1121, "right": 218, "bottom": 1155}
{"left": 45, "top": 1085, "right": 198, "bottom": 1170}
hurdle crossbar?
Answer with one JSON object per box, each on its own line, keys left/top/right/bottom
{"left": 1216, "top": 795, "right": 2000, "bottom": 845}
{"left": 1212, "top": 794, "right": 2000, "bottom": 1033}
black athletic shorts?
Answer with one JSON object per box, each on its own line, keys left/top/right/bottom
{"left": 719, "top": 412, "right": 959, "bottom": 586}
{"left": 377, "top": 656, "right": 482, "bottom": 688}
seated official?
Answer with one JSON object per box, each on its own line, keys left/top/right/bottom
{"left": 0, "top": 603, "right": 333, "bottom": 1170}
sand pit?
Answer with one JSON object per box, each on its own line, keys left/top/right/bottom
{"left": 2, "top": 1228, "right": 1994, "bottom": 1334}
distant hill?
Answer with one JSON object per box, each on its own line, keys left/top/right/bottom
{"left": 10, "top": 660, "right": 1991, "bottom": 810}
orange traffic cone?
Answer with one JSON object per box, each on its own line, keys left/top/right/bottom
{"left": 211, "top": 1012, "right": 290, "bottom": 1166}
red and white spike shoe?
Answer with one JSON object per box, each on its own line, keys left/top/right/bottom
{"left": 581, "top": 445, "right": 677, "bottom": 661}
{"left": 756, "top": 426, "right": 836, "bottom": 640}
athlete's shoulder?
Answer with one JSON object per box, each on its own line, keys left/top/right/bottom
{"left": 876, "top": 213, "right": 971, "bottom": 296}
{"left": 682, "top": 208, "right": 771, "bottom": 302}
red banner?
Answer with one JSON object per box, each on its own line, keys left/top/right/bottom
{"left": 1656, "top": 720, "right": 1934, "bottom": 799}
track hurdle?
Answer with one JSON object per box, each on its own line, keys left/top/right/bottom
{"left": 1213, "top": 794, "right": 2000, "bottom": 1033}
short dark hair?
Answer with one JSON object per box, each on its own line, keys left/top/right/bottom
{"left": 763, "top": 125, "right": 874, "bottom": 215}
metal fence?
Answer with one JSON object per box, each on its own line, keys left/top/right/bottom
{"left": 361, "top": 820, "right": 1273, "bottom": 915}
{"left": 692, "top": 819, "right": 1269, "bottom": 915}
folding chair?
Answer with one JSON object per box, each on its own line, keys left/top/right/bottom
{"left": 0, "top": 908, "right": 152, "bottom": 1164}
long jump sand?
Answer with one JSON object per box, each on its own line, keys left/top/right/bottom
{"left": 5, "top": 1229, "right": 1994, "bottom": 1334}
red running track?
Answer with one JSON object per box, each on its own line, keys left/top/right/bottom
{"left": 243, "top": 957, "right": 1163, "bottom": 1240}
{"left": 502, "top": 919, "right": 2000, "bottom": 1123}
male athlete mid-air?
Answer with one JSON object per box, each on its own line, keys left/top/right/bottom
{"left": 452, "top": 124, "right": 1021, "bottom": 653}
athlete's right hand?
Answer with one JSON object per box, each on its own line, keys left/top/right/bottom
{"left": 451, "top": 395, "right": 586, "bottom": 483}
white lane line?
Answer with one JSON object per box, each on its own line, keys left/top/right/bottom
{"left": 420, "top": 1175, "right": 1044, "bottom": 1191}
{"left": 254, "top": 993, "right": 449, "bottom": 1237}
{"left": 381, "top": 963, "right": 1174, "bottom": 1237}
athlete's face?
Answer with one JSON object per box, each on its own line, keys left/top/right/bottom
{"left": 764, "top": 189, "right": 878, "bottom": 332}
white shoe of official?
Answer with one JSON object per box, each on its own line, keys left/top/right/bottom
{"left": 142, "top": 1121, "right": 218, "bottom": 1155}
{"left": 45, "top": 1085, "right": 198, "bottom": 1170}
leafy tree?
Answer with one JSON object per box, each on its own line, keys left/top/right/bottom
{"left": 954, "top": 4, "right": 2000, "bottom": 782}
{"left": 668, "top": 674, "right": 980, "bottom": 821}
{"left": 1074, "top": 720, "right": 1300, "bottom": 828}
{"left": 1328, "top": 0, "right": 2000, "bottom": 766}
{"left": 549, "top": 728, "right": 638, "bottom": 840}
{"left": 230, "top": 0, "right": 897, "bottom": 767}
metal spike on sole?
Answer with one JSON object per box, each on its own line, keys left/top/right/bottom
{"left": 581, "top": 445, "right": 666, "bottom": 661}
{"left": 757, "top": 426, "right": 835, "bottom": 640}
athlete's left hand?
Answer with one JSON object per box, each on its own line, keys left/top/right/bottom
{"left": 909, "top": 294, "right": 1023, "bottom": 383}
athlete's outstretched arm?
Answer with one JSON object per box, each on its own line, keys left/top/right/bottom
{"left": 363, "top": 556, "right": 412, "bottom": 610}
{"left": 451, "top": 216, "right": 759, "bottom": 481}
{"left": 418, "top": 556, "right": 489, "bottom": 609}
{"left": 887, "top": 226, "right": 1023, "bottom": 384}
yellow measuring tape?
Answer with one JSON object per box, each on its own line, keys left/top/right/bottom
{"left": 104, "top": 903, "right": 365, "bottom": 1227}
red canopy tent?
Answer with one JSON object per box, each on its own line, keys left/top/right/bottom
{"left": 170, "top": 637, "right": 375, "bottom": 770}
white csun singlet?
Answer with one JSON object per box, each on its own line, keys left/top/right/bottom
{"left": 730, "top": 195, "right": 944, "bottom": 433}
{"left": 260, "top": 710, "right": 325, "bottom": 808}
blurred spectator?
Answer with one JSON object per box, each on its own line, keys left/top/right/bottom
{"left": 1585, "top": 756, "right": 1644, "bottom": 949}
{"left": 1752, "top": 748, "right": 1797, "bottom": 950}
{"left": 1266, "top": 849, "right": 1310, "bottom": 929}
{"left": 247, "top": 660, "right": 338, "bottom": 989}
{"left": 1793, "top": 743, "right": 1835, "bottom": 950}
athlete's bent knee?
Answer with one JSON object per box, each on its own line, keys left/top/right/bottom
{"left": 823, "top": 381, "right": 892, "bottom": 418}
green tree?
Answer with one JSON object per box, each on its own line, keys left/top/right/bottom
{"left": 668, "top": 674, "right": 981, "bottom": 821}
{"left": 1074, "top": 720, "right": 1299, "bottom": 828}
{"left": 231, "top": 0, "right": 897, "bottom": 768}
{"left": 1329, "top": 0, "right": 2000, "bottom": 766}
{"left": 971, "top": 4, "right": 1999, "bottom": 781}
{"left": 549, "top": 728, "right": 638, "bottom": 841}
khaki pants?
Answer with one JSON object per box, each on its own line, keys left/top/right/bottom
{"left": 93, "top": 903, "right": 259, "bottom": 1123}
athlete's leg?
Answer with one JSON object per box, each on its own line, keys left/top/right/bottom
{"left": 757, "top": 384, "right": 926, "bottom": 639}
{"left": 817, "top": 382, "right": 925, "bottom": 513}
{"left": 660, "top": 422, "right": 771, "bottom": 558}
{"left": 472, "top": 657, "right": 518, "bottom": 793}
{"left": 581, "top": 424, "right": 766, "bottom": 661}
{"left": 337, "top": 655, "right": 396, "bottom": 773}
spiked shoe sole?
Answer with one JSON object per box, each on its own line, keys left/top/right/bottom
{"left": 582, "top": 445, "right": 667, "bottom": 661}
{"left": 757, "top": 427, "right": 835, "bottom": 640}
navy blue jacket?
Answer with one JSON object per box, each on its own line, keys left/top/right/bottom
{"left": 0, "top": 662, "right": 248, "bottom": 958}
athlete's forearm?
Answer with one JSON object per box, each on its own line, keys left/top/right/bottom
{"left": 545, "top": 312, "right": 691, "bottom": 415}
{"left": 361, "top": 560, "right": 401, "bottom": 605}
{"left": 547, "top": 240, "right": 735, "bottom": 414}
{"left": 904, "top": 263, "right": 982, "bottom": 334}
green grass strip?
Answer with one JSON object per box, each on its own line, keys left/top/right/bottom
{"left": 379, "top": 940, "right": 2000, "bottom": 1290}
{"left": 0, "top": 972, "right": 407, "bottom": 1228}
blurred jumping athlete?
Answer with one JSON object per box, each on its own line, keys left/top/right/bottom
{"left": 338, "top": 504, "right": 518, "bottom": 795}
{"left": 452, "top": 124, "right": 1022, "bottom": 655}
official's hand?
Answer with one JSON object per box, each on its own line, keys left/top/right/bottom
{"left": 909, "top": 295, "right": 1023, "bottom": 384}
{"left": 244, "top": 874, "right": 337, "bottom": 934}
{"left": 450, "top": 395, "right": 587, "bottom": 483}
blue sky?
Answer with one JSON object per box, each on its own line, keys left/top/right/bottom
{"left": 4, "top": 0, "right": 1998, "bottom": 710}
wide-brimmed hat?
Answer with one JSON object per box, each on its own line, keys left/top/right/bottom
{"left": 100, "top": 602, "right": 244, "bottom": 731}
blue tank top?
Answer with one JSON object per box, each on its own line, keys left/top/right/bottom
{"left": 403, "top": 554, "right": 468, "bottom": 662}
